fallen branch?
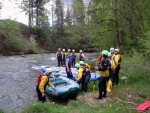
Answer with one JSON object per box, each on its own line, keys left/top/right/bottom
{"left": 116, "top": 97, "right": 137, "bottom": 105}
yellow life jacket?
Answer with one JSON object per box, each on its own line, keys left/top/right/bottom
{"left": 114, "top": 54, "right": 121, "bottom": 67}
{"left": 100, "top": 70, "right": 109, "bottom": 77}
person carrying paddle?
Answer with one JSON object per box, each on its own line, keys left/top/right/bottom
{"left": 95, "top": 50, "right": 110, "bottom": 100}
{"left": 36, "top": 68, "right": 55, "bottom": 102}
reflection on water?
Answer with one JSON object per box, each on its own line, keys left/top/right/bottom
{"left": 0, "top": 53, "right": 98, "bottom": 113}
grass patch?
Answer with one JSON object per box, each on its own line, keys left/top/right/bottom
{"left": 0, "top": 109, "right": 4, "bottom": 113}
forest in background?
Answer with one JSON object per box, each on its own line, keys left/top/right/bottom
{"left": 0, "top": 0, "right": 149, "bottom": 59}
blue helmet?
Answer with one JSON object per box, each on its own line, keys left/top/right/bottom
{"left": 40, "top": 66, "right": 47, "bottom": 73}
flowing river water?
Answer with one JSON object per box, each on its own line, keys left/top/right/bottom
{"left": 0, "top": 53, "right": 97, "bottom": 113}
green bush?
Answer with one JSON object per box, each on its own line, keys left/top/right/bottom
{"left": 0, "top": 20, "right": 27, "bottom": 55}
{"left": 31, "top": 26, "right": 53, "bottom": 49}
{"left": 27, "top": 36, "right": 38, "bottom": 54}
{"left": 0, "top": 20, "right": 40, "bottom": 55}
{"left": 5, "top": 33, "right": 28, "bottom": 54}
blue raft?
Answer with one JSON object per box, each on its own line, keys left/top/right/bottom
{"left": 45, "top": 73, "right": 80, "bottom": 99}
{"left": 41, "top": 66, "right": 101, "bottom": 81}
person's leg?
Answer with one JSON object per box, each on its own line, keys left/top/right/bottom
{"left": 102, "top": 77, "right": 107, "bottom": 98}
{"left": 81, "top": 76, "right": 85, "bottom": 91}
{"left": 72, "top": 59, "right": 75, "bottom": 68}
{"left": 61, "top": 59, "right": 63, "bottom": 66}
{"left": 63, "top": 59, "right": 65, "bottom": 66}
{"left": 57, "top": 58, "right": 60, "bottom": 67}
{"left": 115, "top": 67, "right": 119, "bottom": 84}
{"left": 97, "top": 76, "right": 103, "bottom": 99}
{"left": 69, "top": 69, "right": 73, "bottom": 79}
{"left": 84, "top": 82, "right": 88, "bottom": 92}
{"left": 41, "top": 95, "right": 46, "bottom": 102}
{"left": 112, "top": 70, "right": 116, "bottom": 85}
{"left": 66, "top": 68, "right": 69, "bottom": 78}
{"left": 84, "top": 74, "right": 90, "bottom": 92}
{"left": 58, "top": 58, "right": 61, "bottom": 67}
{"left": 36, "top": 85, "right": 42, "bottom": 101}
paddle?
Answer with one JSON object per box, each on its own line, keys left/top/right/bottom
{"left": 92, "top": 71, "right": 96, "bottom": 98}
{"left": 93, "top": 59, "right": 97, "bottom": 98}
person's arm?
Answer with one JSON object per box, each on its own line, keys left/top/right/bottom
{"left": 48, "top": 81, "right": 55, "bottom": 89}
{"left": 39, "top": 76, "right": 48, "bottom": 93}
{"left": 61, "top": 52, "right": 63, "bottom": 59}
{"left": 82, "top": 53, "right": 85, "bottom": 60}
{"left": 56, "top": 52, "right": 58, "bottom": 58}
{"left": 114, "top": 55, "right": 120, "bottom": 67}
{"left": 86, "top": 63, "right": 91, "bottom": 71}
{"left": 66, "top": 59, "right": 69, "bottom": 72}
{"left": 97, "top": 56, "right": 100, "bottom": 64}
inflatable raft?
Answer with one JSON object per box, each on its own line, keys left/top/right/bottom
{"left": 41, "top": 66, "right": 101, "bottom": 81}
{"left": 58, "top": 70, "right": 100, "bottom": 81}
{"left": 45, "top": 73, "right": 80, "bottom": 100}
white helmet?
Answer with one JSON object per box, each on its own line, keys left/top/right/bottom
{"left": 72, "top": 49, "right": 75, "bottom": 52}
{"left": 115, "top": 48, "right": 119, "bottom": 52}
{"left": 45, "top": 68, "right": 52, "bottom": 74}
{"left": 68, "top": 49, "right": 70, "bottom": 52}
{"left": 110, "top": 47, "right": 114, "bottom": 51}
{"left": 63, "top": 49, "right": 65, "bottom": 51}
{"left": 79, "top": 50, "right": 82, "bottom": 53}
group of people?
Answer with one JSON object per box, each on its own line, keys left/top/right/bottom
{"left": 56, "top": 47, "right": 121, "bottom": 100}
{"left": 56, "top": 48, "right": 85, "bottom": 67}
{"left": 56, "top": 48, "right": 92, "bottom": 92}
{"left": 36, "top": 47, "right": 121, "bottom": 102}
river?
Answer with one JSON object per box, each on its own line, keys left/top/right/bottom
{"left": 0, "top": 53, "right": 97, "bottom": 113}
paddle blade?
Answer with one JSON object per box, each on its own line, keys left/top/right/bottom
{"left": 136, "top": 101, "right": 150, "bottom": 112}
{"left": 92, "top": 84, "right": 96, "bottom": 98}
{"left": 107, "top": 79, "right": 112, "bottom": 92}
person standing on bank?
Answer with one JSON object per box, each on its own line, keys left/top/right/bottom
{"left": 95, "top": 50, "right": 110, "bottom": 100}
{"left": 76, "top": 61, "right": 86, "bottom": 91}
{"left": 36, "top": 68, "right": 55, "bottom": 102}
{"left": 113, "top": 49, "right": 121, "bottom": 85}
{"left": 56, "top": 48, "right": 63, "bottom": 67}
{"left": 65, "top": 52, "right": 73, "bottom": 79}
{"left": 62, "top": 49, "right": 66, "bottom": 66}
{"left": 72, "top": 49, "right": 77, "bottom": 68}
{"left": 79, "top": 50, "right": 85, "bottom": 61}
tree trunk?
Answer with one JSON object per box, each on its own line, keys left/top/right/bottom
{"left": 114, "top": 0, "right": 119, "bottom": 48}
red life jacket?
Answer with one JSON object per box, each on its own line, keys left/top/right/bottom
{"left": 37, "top": 73, "right": 44, "bottom": 84}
